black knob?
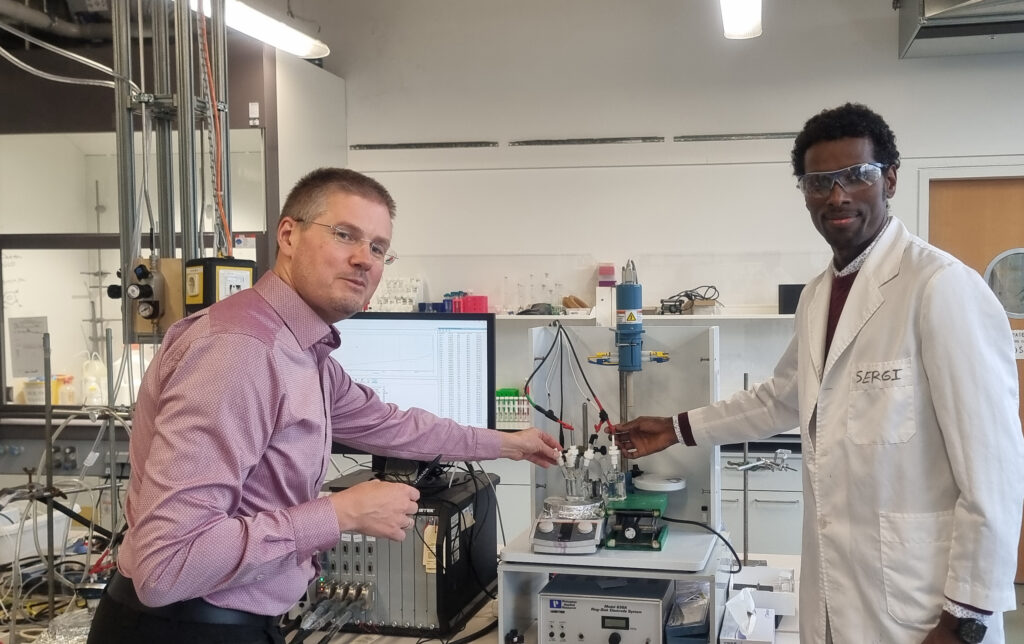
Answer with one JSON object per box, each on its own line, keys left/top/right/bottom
{"left": 133, "top": 264, "right": 152, "bottom": 280}
{"left": 106, "top": 284, "right": 122, "bottom": 299}
{"left": 608, "top": 633, "right": 621, "bottom": 644}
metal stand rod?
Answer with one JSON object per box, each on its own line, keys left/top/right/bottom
{"left": 105, "top": 328, "right": 119, "bottom": 549}
{"left": 618, "top": 371, "right": 633, "bottom": 472}
{"left": 618, "top": 371, "right": 632, "bottom": 425}
{"left": 43, "top": 334, "right": 56, "bottom": 627}
{"left": 742, "top": 372, "right": 750, "bottom": 566}
{"left": 581, "top": 402, "right": 588, "bottom": 448}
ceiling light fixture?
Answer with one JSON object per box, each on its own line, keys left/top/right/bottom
{"left": 720, "top": 0, "right": 762, "bottom": 40}
{"left": 190, "top": 0, "right": 330, "bottom": 59}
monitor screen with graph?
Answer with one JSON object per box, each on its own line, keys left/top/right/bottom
{"left": 330, "top": 312, "right": 496, "bottom": 453}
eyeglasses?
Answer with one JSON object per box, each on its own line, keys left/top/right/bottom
{"left": 306, "top": 221, "right": 398, "bottom": 265}
{"left": 797, "top": 162, "right": 885, "bottom": 199}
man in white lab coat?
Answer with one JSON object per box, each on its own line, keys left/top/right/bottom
{"left": 612, "top": 103, "right": 1024, "bottom": 643}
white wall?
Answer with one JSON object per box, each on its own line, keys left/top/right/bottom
{"left": 285, "top": 0, "right": 1024, "bottom": 311}
{"left": 276, "top": 52, "right": 348, "bottom": 195}
{"left": 8, "top": 1, "right": 1024, "bottom": 402}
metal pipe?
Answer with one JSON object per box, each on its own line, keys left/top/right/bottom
{"left": 618, "top": 371, "right": 627, "bottom": 425}
{"left": 581, "top": 402, "right": 588, "bottom": 448}
{"left": 152, "top": 0, "right": 176, "bottom": 259}
{"left": 211, "top": 0, "right": 232, "bottom": 246}
{"left": 618, "top": 370, "right": 632, "bottom": 472}
{"left": 112, "top": 0, "right": 137, "bottom": 344}
{"left": 0, "top": 0, "right": 112, "bottom": 39}
{"left": 93, "top": 181, "right": 107, "bottom": 358}
{"left": 175, "top": 0, "right": 201, "bottom": 262}
{"left": 0, "top": 20, "right": 132, "bottom": 87}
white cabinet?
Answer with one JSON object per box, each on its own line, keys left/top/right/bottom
{"left": 720, "top": 453, "right": 803, "bottom": 555}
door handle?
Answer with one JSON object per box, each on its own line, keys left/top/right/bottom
{"left": 753, "top": 498, "right": 799, "bottom": 505}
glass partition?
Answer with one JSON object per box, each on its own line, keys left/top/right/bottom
{"left": 1, "top": 129, "right": 267, "bottom": 406}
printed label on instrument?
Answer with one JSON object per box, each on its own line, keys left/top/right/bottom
{"left": 616, "top": 309, "right": 642, "bottom": 324}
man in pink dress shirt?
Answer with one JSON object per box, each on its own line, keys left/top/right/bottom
{"left": 88, "top": 168, "right": 560, "bottom": 643}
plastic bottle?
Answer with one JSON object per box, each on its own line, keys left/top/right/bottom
{"left": 83, "top": 377, "right": 104, "bottom": 406}
{"left": 82, "top": 354, "right": 106, "bottom": 405}
{"left": 58, "top": 376, "right": 77, "bottom": 405}
{"left": 112, "top": 344, "right": 147, "bottom": 406}
{"left": 23, "top": 379, "right": 46, "bottom": 405}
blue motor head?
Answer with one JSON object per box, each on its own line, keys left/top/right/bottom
{"left": 615, "top": 260, "right": 643, "bottom": 372}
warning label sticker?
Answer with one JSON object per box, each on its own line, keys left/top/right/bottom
{"left": 617, "top": 309, "right": 643, "bottom": 324}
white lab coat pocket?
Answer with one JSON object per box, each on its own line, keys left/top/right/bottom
{"left": 846, "top": 358, "right": 915, "bottom": 444}
{"left": 879, "top": 510, "right": 953, "bottom": 626}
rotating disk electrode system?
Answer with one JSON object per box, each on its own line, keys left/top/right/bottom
{"left": 590, "top": 260, "right": 681, "bottom": 551}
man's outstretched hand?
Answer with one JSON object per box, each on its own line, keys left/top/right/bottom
{"left": 607, "top": 415, "right": 679, "bottom": 457}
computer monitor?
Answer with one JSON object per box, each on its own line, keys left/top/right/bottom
{"left": 330, "top": 312, "right": 496, "bottom": 455}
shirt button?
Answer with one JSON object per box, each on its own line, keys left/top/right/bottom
{"left": 256, "top": 575, "right": 265, "bottom": 581}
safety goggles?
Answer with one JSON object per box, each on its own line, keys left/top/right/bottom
{"left": 797, "top": 162, "right": 885, "bottom": 199}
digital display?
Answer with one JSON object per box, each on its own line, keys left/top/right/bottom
{"left": 601, "top": 616, "right": 629, "bottom": 630}
{"left": 331, "top": 313, "right": 496, "bottom": 432}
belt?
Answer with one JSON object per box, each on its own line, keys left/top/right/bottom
{"left": 105, "top": 571, "right": 277, "bottom": 627}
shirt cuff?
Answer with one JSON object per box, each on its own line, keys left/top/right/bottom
{"left": 944, "top": 598, "right": 992, "bottom": 622}
{"left": 287, "top": 496, "right": 341, "bottom": 561}
{"left": 675, "top": 412, "right": 696, "bottom": 446}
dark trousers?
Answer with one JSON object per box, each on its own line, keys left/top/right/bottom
{"left": 88, "top": 588, "right": 285, "bottom": 644}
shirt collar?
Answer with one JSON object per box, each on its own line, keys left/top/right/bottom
{"left": 254, "top": 272, "right": 340, "bottom": 351}
{"left": 832, "top": 216, "right": 892, "bottom": 278}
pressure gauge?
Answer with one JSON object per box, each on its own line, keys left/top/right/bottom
{"left": 126, "top": 283, "right": 154, "bottom": 300}
{"left": 137, "top": 301, "right": 159, "bottom": 320}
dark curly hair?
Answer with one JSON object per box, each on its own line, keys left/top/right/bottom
{"left": 791, "top": 103, "right": 900, "bottom": 177}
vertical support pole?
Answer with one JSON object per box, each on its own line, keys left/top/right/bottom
{"left": 211, "top": 0, "right": 232, "bottom": 244}
{"left": 742, "top": 372, "right": 750, "bottom": 565}
{"left": 112, "top": 0, "right": 137, "bottom": 344}
{"left": 106, "top": 328, "right": 119, "bottom": 548}
{"left": 175, "top": 0, "right": 200, "bottom": 262}
{"left": 152, "top": 0, "right": 176, "bottom": 259}
{"left": 43, "top": 334, "right": 55, "bottom": 620}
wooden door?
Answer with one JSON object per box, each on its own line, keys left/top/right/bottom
{"left": 929, "top": 177, "right": 1024, "bottom": 583}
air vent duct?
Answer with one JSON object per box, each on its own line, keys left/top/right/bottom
{"left": 898, "top": 0, "right": 1024, "bottom": 58}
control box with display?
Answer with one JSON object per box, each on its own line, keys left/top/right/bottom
{"left": 538, "top": 575, "right": 671, "bottom": 644}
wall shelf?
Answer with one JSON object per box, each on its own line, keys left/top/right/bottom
{"left": 495, "top": 313, "right": 793, "bottom": 321}
{"left": 495, "top": 314, "right": 595, "bottom": 321}
{"left": 643, "top": 313, "right": 794, "bottom": 320}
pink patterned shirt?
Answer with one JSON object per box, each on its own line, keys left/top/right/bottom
{"left": 117, "top": 272, "right": 501, "bottom": 615}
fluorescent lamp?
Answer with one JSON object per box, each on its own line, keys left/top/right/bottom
{"left": 190, "top": 0, "right": 330, "bottom": 59}
{"left": 720, "top": 0, "right": 762, "bottom": 40}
